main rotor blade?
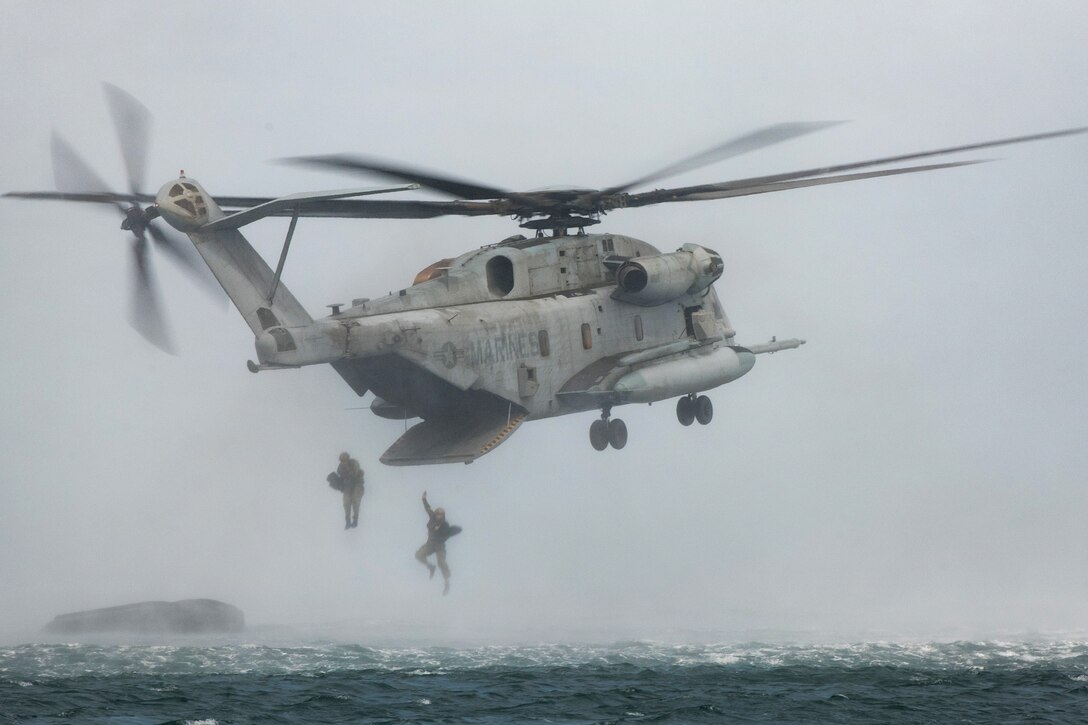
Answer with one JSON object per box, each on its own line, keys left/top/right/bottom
{"left": 5, "top": 191, "right": 502, "bottom": 220}
{"left": 284, "top": 154, "right": 511, "bottom": 200}
{"left": 129, "top": 239, "right": 175, "bottom": 354}
{"left": 213, "top": 196, "right": 503, "bottom": 219}
{"left": 147, "top": 222, "right": 225, "bottom": 301}
{"left": 103, "top": 83, "right": 152, "bottom": 195}
{"left": 600, "top": 121, "right": 845, "bottom": 196}
{"left": 641, "top": 126, "right": 1088, "bottom": 203}
{"left": 624, "top": 160, "right": 989, "bottom": 206}
{"left": 3, "top": 190, "right": 151, "bottom": 204}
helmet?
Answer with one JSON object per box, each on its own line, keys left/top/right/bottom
{"left": 434, "top": 507, "right": 445, "bottom": 517}
{"left": 339, "top": 452, "right": 350, "bottom": 461}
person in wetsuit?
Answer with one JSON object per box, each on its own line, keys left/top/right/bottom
{"left": 415, "top": 491, "right": 461, "bottom": 595}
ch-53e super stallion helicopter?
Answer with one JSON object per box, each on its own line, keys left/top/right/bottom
{"left": 6, "top": 86, "right": 1085, "bottom": 465}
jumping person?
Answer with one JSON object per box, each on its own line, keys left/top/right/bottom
{"left": 415, "top": 491, "right": 461, "bottom": 595}
{"left": 334, "top": 452, "right": 365, "bottom": 530}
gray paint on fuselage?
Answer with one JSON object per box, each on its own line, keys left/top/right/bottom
{"left": 319, "top": 232, "right": 735, "bottom": 421}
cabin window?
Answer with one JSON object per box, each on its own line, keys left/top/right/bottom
{"left": 634, "top": 315, "right": 644, "bottom": 341}
{"left": 538, "top": 330, "right": 550, "bottom": 357}
{"left": 602, "top": 237, "right": 615, "bottom": 253}
{"left": 684, "top": 305, "right": 702, "bottom": 338}
{"left": 581, "top": 323, "right": 593, "bottom": 350}
{"left": 486, "top": 255, "right": 515, "bottom": 296}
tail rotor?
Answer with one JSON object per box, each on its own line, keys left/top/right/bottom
{"left": 44, "top": 85, "right": 221, "bottom": 353}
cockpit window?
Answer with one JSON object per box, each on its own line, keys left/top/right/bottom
{"left": 170, "top": 184, "right": 184, "bottom": 197}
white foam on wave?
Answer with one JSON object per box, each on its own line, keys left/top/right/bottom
{"left": 3, "top": 638, "right": 1088, "bottom": 678}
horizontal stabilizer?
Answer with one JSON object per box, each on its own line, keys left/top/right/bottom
{"left": 201, "top": 184, "right": 417, "bottom": 231}
{"left": 380, "top": 407, "right": 525, "bottom": 466}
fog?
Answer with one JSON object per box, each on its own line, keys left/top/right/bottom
{"left": 2, "top": 1, "right": 1087, "bottom": 644}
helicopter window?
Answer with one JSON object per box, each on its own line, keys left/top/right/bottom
{"left": 581, "top": 323, "right": 592, "bottom": 350}
{"left": 634, "top": 315, "right": 644, "bottom": 341}
{"left": 602, "top": 238, "right": 615, "bottom": 253}
{"left": 486, "top": 255, "right": 515, "bottom": 296}
{"left": 170, "top": 184, "right": 184, "bottom": 197}
{"left": 181, "top": 183, "right": 198, "bottom": 192}
{"left": 538, "top": 330, "right": 550, "bottom": 357}
{"left": 683, "top": 306, "right": 702, "bottom": 338}
{"left": 176, "top": 199, "right": 196, "bottom": 214}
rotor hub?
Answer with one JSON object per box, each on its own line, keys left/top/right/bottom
{"left": 518, "top": 215, "right": 600, "bottom": 233}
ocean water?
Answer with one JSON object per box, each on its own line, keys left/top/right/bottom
{"left": 2, "top": 638, "right": 1087, "bottom": 723}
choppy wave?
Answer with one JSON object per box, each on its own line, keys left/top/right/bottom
{"left": 4, "top": 639, "right": 1087, "bottom": 678}
{"left": 2, "top": 640, "right": 1087, "bottom": 723}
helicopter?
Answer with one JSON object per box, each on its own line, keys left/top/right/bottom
{"left": 6, "top": 85, "right": 1085, "bottom": 465}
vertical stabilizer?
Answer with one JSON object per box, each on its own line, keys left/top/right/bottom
{"left": 156, "top": 177, "right": 312, "bottom": 335}
{"left": 188, "top": 226, "right": 313, "bottom": 335}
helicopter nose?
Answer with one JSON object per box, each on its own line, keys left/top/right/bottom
{"left": 156, "top": 177, "right": 211, "bottom": 231}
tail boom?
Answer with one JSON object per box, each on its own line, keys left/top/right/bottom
{"left": 156, "top": 176, "right": 312, "bottom": 336}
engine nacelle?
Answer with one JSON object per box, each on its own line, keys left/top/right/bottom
{"left": 611, "top": 244, "right": 724, "bottom": 306}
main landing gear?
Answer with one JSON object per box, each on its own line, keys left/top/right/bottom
{"left": 676, "top": 394, "right": 713, "bottom": 426}
{"left": 589, "top": 407, "right": 627, "bottom": 451}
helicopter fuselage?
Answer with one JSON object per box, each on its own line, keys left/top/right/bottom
{"left": 252, "top": 231, "right": 747, "bottom": 421}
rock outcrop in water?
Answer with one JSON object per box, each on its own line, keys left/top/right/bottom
{"left": 44, "top": 599, "right": 244, "bottom": 634}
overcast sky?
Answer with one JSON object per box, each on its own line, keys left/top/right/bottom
{"left": 1, "top": 1, "right": 1087, "bottom": 643}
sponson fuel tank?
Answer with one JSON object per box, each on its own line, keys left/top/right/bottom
{"left": 612, "top": 346, "right": 755, "bottom": 403}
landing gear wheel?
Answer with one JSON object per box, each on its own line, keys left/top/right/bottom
{"left": 589, "top": 419, "right": 609, "bottom": 451}
{"left": 608, "top": 418, "right": 628, "bottom": 449}
{"left": 677, "top": 396, "right": 696, "bottom": 426}
{"left": 695, "top": 395, "right": 714, "bottom": 425}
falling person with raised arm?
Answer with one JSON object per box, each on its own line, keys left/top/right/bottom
{"left": 415, "top": 491, "right": 461, "bottom": 595}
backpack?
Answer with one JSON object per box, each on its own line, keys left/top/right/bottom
{"left": 326, "top": 471, "right": 346, "bottom": 492}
